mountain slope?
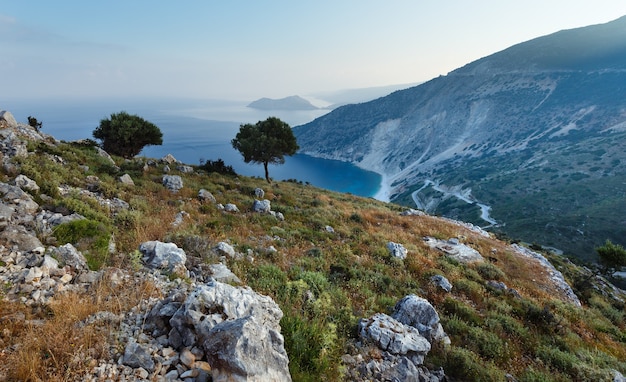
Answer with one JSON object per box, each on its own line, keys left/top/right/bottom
{"left": 293, "top": 15, "right": 626, "bottom": 261}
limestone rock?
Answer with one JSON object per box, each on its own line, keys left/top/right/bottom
{"left": 430, "top": 275, "right": 452, "bottom": 292}
{"left": 209, "top": 263, "right": 242, "bottom": 284}
{"left": 161, "top": 154, "right": 179, "bottom": 164}
{"left": 162, "top": 175, "right": 183, "bottom": 192}
{"left": 176, "top": 165, "right": 193, "bottom": 173}
{"left": 223, "top": 203, "right": 239, "bottom": 213}
{"left": 359, "top": 313, "right": 430, "bottom": 362}
{"left": 215, "top": 242, "right": 236, "bottom": 258}
{"left": 118, "top": 174, "right": 135, "bottom": 186}
{"left": 387, "top": 242, "right": 408, "bottom": 260}
{"left": 122, "top": 339, "right": 155, "bottom": 373}
{"left": 0, "top": 110, "right": 18, "bottom": 128}
{"left": 95, "top": 147, "right": 116, "bottom": 166}
{"left": 47, "top": 244, "right": 89, "bottom": 272}
{"left": 423, "top": 236, "right": 484, "bottom": 263}
{"left": 139, "top": 241, "right": 188, "bottom": 278}
{"left": 252, "top": 199, "right": 271, "bottom": 213}
{"left": 13, "top": 175, "right": 40, "bottom": 193}
{"left": 198, "top": 189, "right": 216, "bottom": 203}
{"left": 392, "top": 294, "right": 449, "bottom": 345}
{"left": 254, "top": 188, "right": 265, "bottom": 199}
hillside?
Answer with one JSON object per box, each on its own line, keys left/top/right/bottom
{"left": 292, "top": 15, "right": 626, "bottom": 262}
{"left": 0, "top": 113, "right": 625, "bottom": 381}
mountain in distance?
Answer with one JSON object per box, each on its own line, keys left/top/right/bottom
{"left": 293, "top": 15, "right": 626, "bottom": 261}
{"left": 310, "top": 82, "right": 422, "bottom": 109}
{"left": 247, "top": 95, "right": 319, "bottom": 111}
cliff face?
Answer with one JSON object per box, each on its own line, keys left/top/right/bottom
{"left": 293, "top": 16, "right": 626, "bottom": 259}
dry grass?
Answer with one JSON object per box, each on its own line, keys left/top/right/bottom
{"left": 0, "top": 270, "right": 160, "bottom": 382}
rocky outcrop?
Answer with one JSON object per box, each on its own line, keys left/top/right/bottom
{"left": 387, "top": 241, "right": 408, "bottom": 260}
{"left": 147, "top": 280, "right": 292, "bottom": 381}
{"left": 423, "top": 236, "right": 484, "bottom": 263}
{"left": 345, "top": 294, "right": 448, "bottom": 382}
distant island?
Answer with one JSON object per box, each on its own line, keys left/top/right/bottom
{"left": 247, "top": 95, "right": 319, "bottom": 111}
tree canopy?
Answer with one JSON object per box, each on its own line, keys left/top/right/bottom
{"left": 596, "top": 239, "right": 626, "bottom": 274}
{"left": 231, "top": 117, "right": 299, "bottom": 182}
{"left": 93, "top": 111, "right": 163, "bottom": 159}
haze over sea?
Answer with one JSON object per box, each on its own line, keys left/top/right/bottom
{"left": 3, "top": 98, "right": 382, "bottom": 197}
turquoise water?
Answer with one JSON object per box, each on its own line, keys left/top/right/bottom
{"left": 3, "top": 98, "right": 382, "bottom": 197}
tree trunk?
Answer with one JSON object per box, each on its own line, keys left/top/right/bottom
{"left": 264, "top": 161, "right": 271, "bottom": 183}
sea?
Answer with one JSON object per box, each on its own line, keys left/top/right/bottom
{"left": 2, "top": 97, "right": 382, "bottom": 197}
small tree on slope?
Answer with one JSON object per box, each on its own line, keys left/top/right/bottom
{"left": 231, "top": 116, "right": 299, "bottom": 183}
{"left": 93, "top": 111, "right": 163, "bottom": 159}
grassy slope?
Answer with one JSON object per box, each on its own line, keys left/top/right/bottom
{"left": 0, "top": 137, "right": 625, "bottom": 381}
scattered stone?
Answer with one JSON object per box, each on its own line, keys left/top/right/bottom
{"left": 209, "top": 263, "right": 242, "bottom": 284}
{"left": 0, "top": 110, "right": 18, "bottom": 128}
{"left": 214, "top": 242, "right": 236, "bottom": 258}
{"left": 139, "top": 241, "right": 188, "bottom": 278}
{"left": 400, "top": 208, "right": 425, "bottom": 216}
{"left": 161, "top": 154, "right": 179, "bottom": 164}
{"left": 13, "top": 174, "right": 40, "bottom": 193}
{"left": 176, "top": 165, "right": 193, "bottom": 173}
{"left": 118, "top": 174, "right": 135, "bottom": 186}
{"left": 325, "top": 225, "right": 335, "bottom": 234}
{"left": 387, "top": 241, "right": 408, "bottom": 260}
{"left": 223, "top": 203, "right": 239, "bottom": 213}
{"left": 423, "top": 236, "right": 484, "bottom": 263}
{"left": 122, "top": 339, "right": 156, "bottom": 373}
{"left": 198, "top": 189, "right": 216, "bottom": 203}
{"left": 162, "top": 175, "right": 183, "bottom": 192}
{"left": 430, "top": 275, "right": 452, "bottom": 292}
{"left": 47, "top": 243, "right": 89, "bottom": 272}
{"left": 254, "top": 188, "right": 265, "bottom": 198}
{"left": 252, "top": 199, "right": 271, "bottom": 213}
{"left": 95, "top": 147, "right": 116, "bottom": 166}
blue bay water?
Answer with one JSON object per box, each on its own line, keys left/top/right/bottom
{"left": 2, "top": 98, "right": 381, "bottom": 197}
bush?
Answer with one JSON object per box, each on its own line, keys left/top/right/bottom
{"left": 199, "top": 158, "right": 237, "bottom": 176}
{"left": 53, "top": 219, "right": 111, "bottom": 270}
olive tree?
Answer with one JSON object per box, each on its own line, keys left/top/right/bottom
{"left": 231, "top": 116, "right": 299, "bottom": 182}
{"left": 596, "top": 239, "right": 626, "bottom": 274}
{"left": 93, "top": 111, "right": 163, "bottom": 159}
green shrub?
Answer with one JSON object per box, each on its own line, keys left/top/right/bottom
{"left": 297, "top": 271, "right": 330, "bottom": 298}
{"left": 53, "top": 219, "right": 111, "bottom": 270}
{"left": 246, "top": 264, "right": 287, "bottom": 296}
{"left": 518, "top": 367, "right": 558, "bottom": 382}
{"left": 441, "top": 297, "right": 482, "bottom": 325}
{"left": 475, "top": 262, "right": 506, "bottom": 280}
{"left": 443, "top": 346, "right": 505, "bottom": 381}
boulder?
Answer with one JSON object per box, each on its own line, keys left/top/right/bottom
{"left": 210, "top": 263, "right": 242, "bottom": 284}
{"left": 139, "top": 241, "right": 188, "bottom": 278}
{"left": 252, "top": 199, "right": 271, "bottom": 213}
{"left": 47, "top": 243, "right": 89, "bottom": 272}
{"left": 423, "top": 236, "right": 484, "bottom": 263}
{"left": 387, "top": 242, "right": 408, "bottom": 260}
{"left": 359, "top": 313, "right": 430, "bottom": 364}
{"left": 161, "top": 154, "right": 179, "bottom": 164}
{"left": 430, "top": 275, "right": 452, "bottom": 292}
{"left": 254, "top": 188, "right": 265, "bottom": 199}
{"left": 162, "top": 175, "right": 183, "bottom": 192}
{"left": 392, "top": 295, "right": 450, "bottom": 345}
{"left": 198, "top": 189, "right": 217, "bottom": 203}
{"left": 95, "top": 147, "right": 116, "bottom": 166}
{"left": 167, "top": 281, "right": 291, "bottom": 381}
{"left": 122, "top": 339, "right": 156, "bottom": 373}
{"left": 0, "top": 226, "right": 43, "bottom": 252}
{"left": 215, "top": 242, "right": 236, "bottom": 258}
{"left": 176, "top": 165, "right": 194, "bottom": 173}
{"left": 118, "top": 174, "right": 135, "bottom": 186}
{"left": 13, "top": 175, "right": 40, "bottom": 193}
{"left": 0, "top": 110, "right": 18, "bottom": 128}
{"left": 223, "top": 203, "right": 239, "bottom": 213}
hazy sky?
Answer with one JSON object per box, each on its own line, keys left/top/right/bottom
{"left": 2, "top": 1, "right": 626, "bottom": 101}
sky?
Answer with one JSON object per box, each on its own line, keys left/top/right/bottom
{"left": 2, "top": 1, "right": 626, "bottom": 101}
